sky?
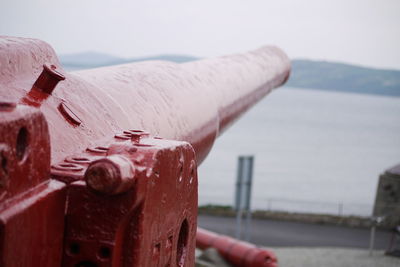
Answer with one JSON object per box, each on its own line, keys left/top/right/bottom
{"left": 0, "top": 0, "right": 399, "bottom": 69}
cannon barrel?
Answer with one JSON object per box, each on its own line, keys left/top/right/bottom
{"left": 0, "top": 36, "right": 290, "bottom": 267}
{"left": 0, "top": 36, "right": 290, "bottom": 164}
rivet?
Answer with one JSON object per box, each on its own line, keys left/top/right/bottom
{"left": 133, "top": 143, "right": 152, "bottom": 147}
{"left": 65, "top": 156, "right": 92, "bottom": 164}
{"left": 87, "top": 146, "right": 109, "bottom": 154}
{"left": 0, "top": 102, "right": 16, "bottom": 111}
{"left": 125, "top": 130, "right": 149, "bottom": 143}
{"left": 52, "top": 162, "right": 84, "bottom": 172}
{"left": 114, "top": 133, "right": 131, "bottom": 140}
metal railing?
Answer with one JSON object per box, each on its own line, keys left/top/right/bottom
{"left": 264, "top": 198, "right": 373, "bottom": 216}
{"left": 263, "top": 198, "right": 399, "bottom": 217}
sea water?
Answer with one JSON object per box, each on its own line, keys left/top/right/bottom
{"left": 198, "top": 87, "right": 400, "bottom": 216}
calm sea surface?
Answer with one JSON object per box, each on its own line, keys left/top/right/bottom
{"left": 198, "top": 87, "right": 400, "bottom": 216}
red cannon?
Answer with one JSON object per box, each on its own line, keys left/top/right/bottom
{"left": 0, "top": 36, "right": 290, "bottom": 267}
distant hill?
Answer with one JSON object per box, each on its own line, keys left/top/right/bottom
{"left": 59, "top": 52, "right": 400, "bottom": 97}
{"left": 286, "top": 60, "right": 400, "bottom": 97}
{"left": 60, "top": 51, "right": 125, "bottom": 67}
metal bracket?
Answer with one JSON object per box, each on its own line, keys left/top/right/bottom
{"left": 51, "top": 130, "right": 198, "bottom": 267}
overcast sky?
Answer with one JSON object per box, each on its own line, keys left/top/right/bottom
{"left": 1, "top": 0, "right": 399, "bottom": 69}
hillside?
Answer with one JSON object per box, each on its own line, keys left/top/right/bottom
{"left": 59, "top": 52, "right": 400, "bottom": 97}
{"left": 286, "top": 60, "right": 400, "bottom": 97}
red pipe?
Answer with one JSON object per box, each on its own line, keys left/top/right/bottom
{"left": 197, "top": 227, "right": 277, "bottom": 267}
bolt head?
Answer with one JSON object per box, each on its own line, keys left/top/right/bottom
{"left": 85, "top": 155, "right": 135, "bottom": 195}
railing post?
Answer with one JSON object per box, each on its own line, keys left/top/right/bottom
{"left": 338, "top": 202, "right": 343, "bottom": 216}
{"left": 235, "top": 155, "right": 254, "bottom": 241}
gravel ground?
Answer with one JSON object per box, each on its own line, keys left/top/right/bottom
{"left": 270, "top": 247, "right": 400, "bottom": 267}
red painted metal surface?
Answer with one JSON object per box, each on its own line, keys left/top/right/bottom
{"left": 59, "top": 133, "right": 198, "bottom": 267}
{"left": 0, "top": 105, "right": 66, "bottom": 266}
{"left": 0, "top": 36, "right": 290, "bottom": 267}
{"left": 196, "top": 228, "right": 277, "bottom": 267}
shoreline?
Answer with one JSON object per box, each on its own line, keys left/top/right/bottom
{"left": 198, "top": 205, "right": 395, "bottom": 229}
